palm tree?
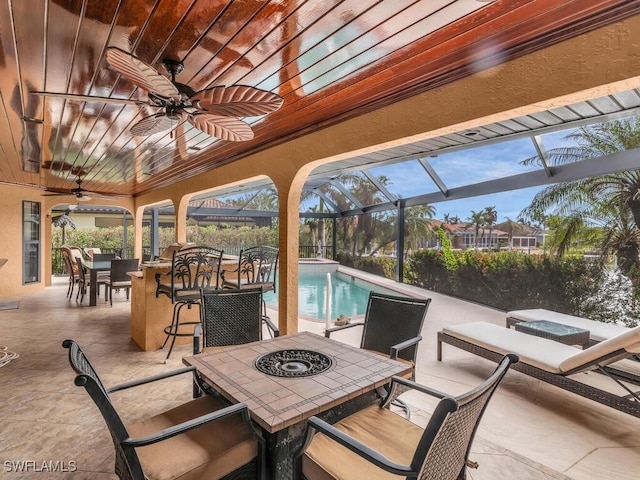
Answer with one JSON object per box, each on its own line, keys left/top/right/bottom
{"left": 404, "top": 205, "right": 436, "bottom": 252}
{"left": 468, "top": 210, "right": 486, "bottom": 249}
{"left": 483, "top": 206, "right": 498, "bottom": 249}
{"left": 443, "top": 213, "right": 461, "bottom": 224}
{"left": 519, "top": 118, "right": 640, "bottom": 282}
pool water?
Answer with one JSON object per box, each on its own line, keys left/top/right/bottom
{"left": 263, "top": 272, "right": 394, "bottom": 320}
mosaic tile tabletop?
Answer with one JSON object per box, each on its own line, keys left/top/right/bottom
{"left": 184, "top": 331, "right": 412, "bottom": 433}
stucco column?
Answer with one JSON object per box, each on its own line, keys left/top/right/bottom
{"left": 43, "top": 208, "right": 53, "bottom": 287}
{"left": 133, "top": 205, "right": 145, "bottom": 261}
{"left": 174, "top": 195, "right": 190, "bottom": 243}
{"left": 269, "top": 174, "right": 302, "bottom": 335}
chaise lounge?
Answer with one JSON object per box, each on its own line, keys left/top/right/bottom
{"left": 437, "top": 321, "right": 640, "bottom": 418}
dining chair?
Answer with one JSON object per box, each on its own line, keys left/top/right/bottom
{"left": 155, "top": 246, "right": 224, "bottom": 363}
{"left": 104, "top": 258, "right": 140, "bottom": 306}
{"left": 296, "top": 354, "right": 518, "bottom": 480}
{"left": 195, "top": 287, "right": 279, "bottom": 352}
{"left": 325, "top": 291, "right": 431, "bottom": 417}
{"left": 62, "top": 339, "right": 266, "bottom": 480}
{"left": 93, "top": 252, "right": 117, "bottom": 262}
{"left": 61, "top": 248, "right": 78, "bottom": 299}
{"left": 84, "top": 247, "right": 101, "bottom": 259}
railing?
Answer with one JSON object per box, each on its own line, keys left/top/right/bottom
{"left": 51, "top": 247, "right": 133, "bottom": 275}
{"left": 52, "top": 244, "right": 335, "bottom": 275}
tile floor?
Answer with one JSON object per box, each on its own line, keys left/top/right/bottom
{"left": 0, "top": 272, "right": 639, "bottom": 479}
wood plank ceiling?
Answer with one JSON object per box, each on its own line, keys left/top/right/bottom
{"left": 0, "top": 0, "right": 637, "bottom": 200}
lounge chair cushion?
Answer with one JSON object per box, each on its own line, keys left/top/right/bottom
{"left": 444, "top": 322, "right": 577, "bottom": 373}
{"left": 129, "top": 395, "right": 258, "bottom": 480}
{"left": 443, "top": 322, "right": 640, "bottom": 374}
{"left": 507, "top": 309, "right": 628, "bottom": 343}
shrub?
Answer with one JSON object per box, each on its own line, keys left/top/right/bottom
{"left": 404, "top": 249, "right": 631, "bottom": 323}
{"left": 353, "top": 256, "right": 396, "bottom": 279}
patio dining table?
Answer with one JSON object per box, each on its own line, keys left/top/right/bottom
{"left": 183, "top": 331, "right": 412, "bottom": 480}
{"left": 84, "top": 260, "right": 112, "bottom": 306}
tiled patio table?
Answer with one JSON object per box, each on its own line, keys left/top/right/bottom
{"left": 183, "top": 331, "right": 412, "bottom": 480}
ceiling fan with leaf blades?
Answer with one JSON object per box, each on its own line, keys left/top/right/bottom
{"left": 33, "top": 47, "right": 284, "bottom": 142}
{"left": 42, "top": 177, "right": 117, "bottom": 202}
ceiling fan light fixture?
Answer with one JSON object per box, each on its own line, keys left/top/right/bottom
{"left": 22, "top": 116, "right": 44, "bottom": 124}
{"left": 462, "top": 129, "right": 482, "bottom": 138}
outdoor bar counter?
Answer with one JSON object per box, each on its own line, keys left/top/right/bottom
{"left": 129, "top": 256, "right": 238, "bottom": 351}
{"left": 129, "top": 263, "right": 183, "bottom": 351}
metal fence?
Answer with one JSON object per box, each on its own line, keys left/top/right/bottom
{"left": 51, "top": 244, "right": 334, "bottom": 275}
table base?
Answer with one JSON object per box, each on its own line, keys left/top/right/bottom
{"left": 264, "top": 389, "right": 381, "bottom": 480}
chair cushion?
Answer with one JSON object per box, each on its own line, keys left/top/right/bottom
{"left": 129, "top": 395, "right": 258, "bottom": 480}
{"left": 302, "top": 405, "right": 422, "bottom": 480}
{"left": 157, "top": 283, "right": 201, "bottom": 301}
{"left": 223, "top": 278, "right": 274, "bottom": 291}
{"left": 105, "top": 280, "right": 131, "bottom": 288}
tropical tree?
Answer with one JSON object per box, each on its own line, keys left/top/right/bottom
{"left": 443, "top": 213, "right": 461, "bottom": 224}
{"left": 404, "top": 205, "right": 436, "bottom": 252}
{"left": 468, "top": 210, "right": 486, "bottom": 249}
{"left": 519, "top": 118, "right": 640, "bottom": 285}
{"left": 369, "top": 204, "right": 435, "bottom": 256}
{"left": 483, "top": 206, "right": 498, "bottom": 249}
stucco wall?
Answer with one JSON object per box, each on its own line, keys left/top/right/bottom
{"left": 0, "top": 184, "right": 47, "bottom": 297}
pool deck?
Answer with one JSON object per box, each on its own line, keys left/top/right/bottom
{"left": 295, "top": 266, "right": 640, "bottom": 480}
{"left": 1, "top": 271, "right": 639, "bottom": 478}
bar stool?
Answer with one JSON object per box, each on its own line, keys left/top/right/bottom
{"left": 220, "top": 245, "right": 278, "bottom": 336}
{"left": 155, "top": 246, "right": 224, "bottom": 363}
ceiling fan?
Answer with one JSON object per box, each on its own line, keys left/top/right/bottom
{"left": 42, "top": 177, "right": 116, "bottom": 202}
{"left": 33, "top": 47, "right": 284, "bottom": 142}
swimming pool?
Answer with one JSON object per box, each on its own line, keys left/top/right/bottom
{"left": 263, "top": 271, "right": 396, "bottom": 321}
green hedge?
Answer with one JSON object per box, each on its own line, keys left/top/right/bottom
{"left": 405, "top": 249, "right": 639, "bottom": 326}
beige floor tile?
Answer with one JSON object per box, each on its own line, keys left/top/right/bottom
{"left": 1, "top": 273, "right": 639, "bottom": 479}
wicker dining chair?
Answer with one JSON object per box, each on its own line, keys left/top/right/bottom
{"left": 325, "top": 292, "right": 431, "bottom": 417}
{"left": 62, "top": 339, "right": 266, "bottom": 480}
{"left": 296, "top": 354, "right": 518, "bottom": 480}
{"left": 195, "top": 287, "right": 279, "bottom": 352}
{"left": 103, "top": 258, "right": 139, "bottom": 306}
{"left": 61, "top": 248, "right": 78, "bottom": 299}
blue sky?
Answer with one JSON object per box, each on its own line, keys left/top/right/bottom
{"left": 364, "top": 129, "right": 574, "bottom": 224}
{"left": 216, "top": 128, "right": 578, "bottom": 224}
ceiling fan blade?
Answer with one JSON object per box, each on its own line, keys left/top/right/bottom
{"left": 42, "top": 191, "right": 72, "bottom": 196}
{"left": 188, "top": 114, "right": 254, "bottom": 142}
{"left": 130, "top": 113, "right": 181, "bottom": 136}
{"left": 190, "top": 86, "right": 283, "bottom": 117}
{"left": 41, "top": 161, "right": 90, "bottom": 177}
{"left": 31, "top": 91, "right": 145, "bottom": 106}
{"left": 106, "top": 47, "right": 179, "bottom": 100}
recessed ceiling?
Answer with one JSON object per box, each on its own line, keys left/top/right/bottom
{"left": 0, "top": 0, "right": 636, "bottom": 200}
